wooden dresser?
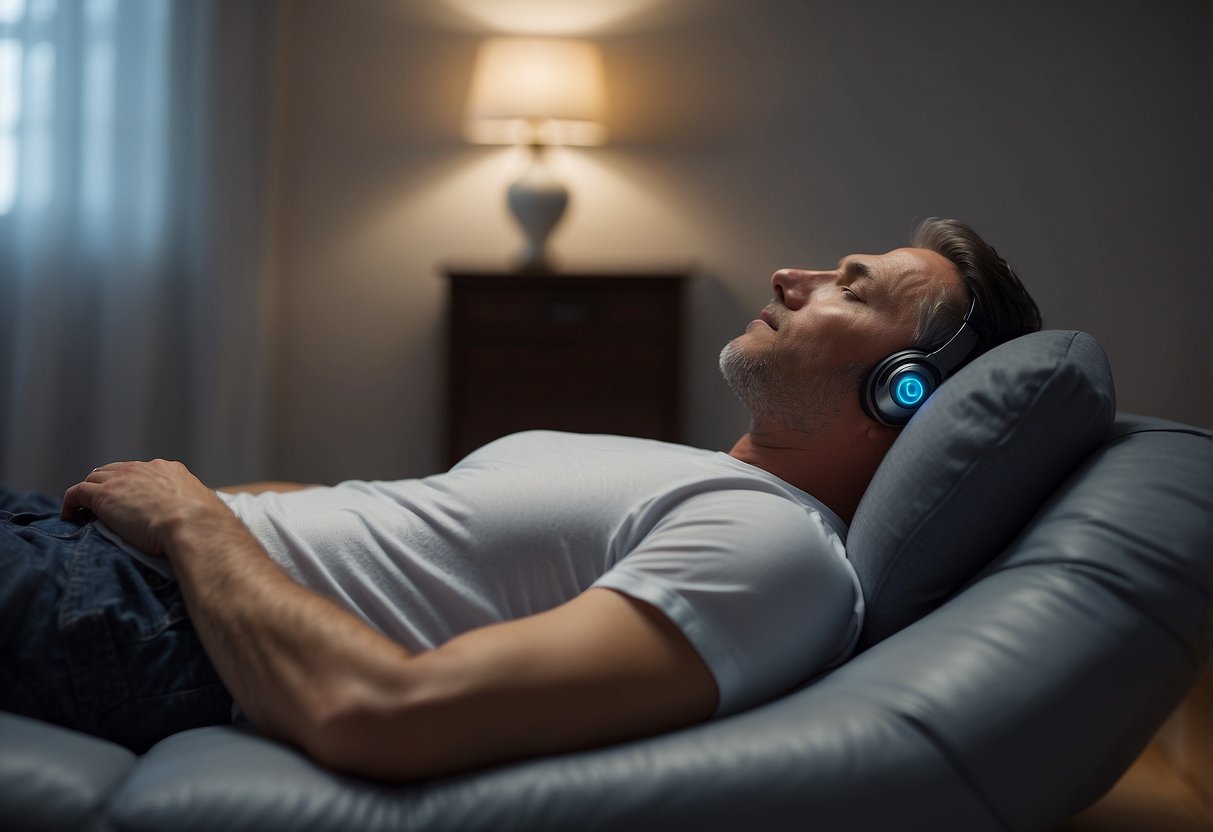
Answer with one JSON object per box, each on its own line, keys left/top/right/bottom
{"left": 443, "top": 268, "right": 688, "bottom": 466}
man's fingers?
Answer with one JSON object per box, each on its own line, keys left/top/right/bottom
{"left": 59, "top": 461, "right": 135, "bottom": 519}
{"left": 84, "top": 465, "right": 135, "bottom": 486}
{"left": 89, "top": 461, "right": 135, "bottom": 476}
{"left": 60, "top": 480, "right": 101, "bottom": 520}
{"left": 61, "top": 465, "right": 121, "bottom": 518}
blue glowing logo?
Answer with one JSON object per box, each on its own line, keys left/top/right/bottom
{"left": 894, "top": 374, "right": 926, "bottom": 407}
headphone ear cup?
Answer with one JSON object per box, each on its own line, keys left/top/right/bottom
{"left": 863, "top": 297, "right": 978, "bottom": 427}
{"left": 861, "top": 351, "right": 943, "bottom": 427}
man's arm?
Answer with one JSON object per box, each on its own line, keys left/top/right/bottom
{"left": 62, "top": 460, "right": 718, "bottom": 780}
{"left": 216, "top": 481, "right": 314, "bottom": 495}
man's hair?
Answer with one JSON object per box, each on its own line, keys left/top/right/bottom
{"left": 910, "top": 217, "right": 1042, "bottom": 363}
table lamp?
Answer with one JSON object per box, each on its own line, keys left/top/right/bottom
{"left": 465, "top": 37, "right": 606, "bottom": 268}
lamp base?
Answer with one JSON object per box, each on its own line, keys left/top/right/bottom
{"left": 507, "top": 147, "right": 568, "bottom": 269}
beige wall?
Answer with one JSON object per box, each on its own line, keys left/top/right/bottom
{"left": 271, "top": 0, "right": 1212, "bottom": 485}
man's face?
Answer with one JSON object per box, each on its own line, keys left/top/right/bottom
{"left": 720, "top": 247, "right": 964, "bottom": 430}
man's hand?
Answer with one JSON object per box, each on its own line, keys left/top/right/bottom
{"left": 61, "top": 459, "right": 229, "bottom": 556}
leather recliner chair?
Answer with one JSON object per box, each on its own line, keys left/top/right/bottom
{"left": 1, "top": 330, "right": 1209, "bottom": 831}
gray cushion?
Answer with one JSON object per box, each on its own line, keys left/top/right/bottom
{"left": 848, "top": 330, "right": 1116, "bottom": 648}
{"left": 0, "top": 711, "right": 136, "bottom": 831}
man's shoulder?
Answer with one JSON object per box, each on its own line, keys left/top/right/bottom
{"left": 659, "top": 464, "right": 848, "bottom": 541}
{"left": 654, "top": 487, "right": 846, "bottom": 547}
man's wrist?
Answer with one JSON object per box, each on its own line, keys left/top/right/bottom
{"left": 161, "top": 495, "right": 248, "bottom": 562}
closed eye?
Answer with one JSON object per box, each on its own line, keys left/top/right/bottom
{"left": 841, "top": 286, "right": 864, "bottom": 302}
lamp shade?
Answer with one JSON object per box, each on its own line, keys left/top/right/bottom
{"left": 465, "top": 37, "right": 606, "bottom": 146}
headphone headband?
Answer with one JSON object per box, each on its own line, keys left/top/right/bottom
{"left": 923, "top": 295, "right": 978, "bottom": 377}
{"left": 860, "top": 296, "right": 978, "bottom": 427}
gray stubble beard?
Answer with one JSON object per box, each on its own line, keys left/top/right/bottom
{"left": 718, "top": 338, "right": 839, "bottom": 433}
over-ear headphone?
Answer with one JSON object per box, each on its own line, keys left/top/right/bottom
{"left": 861, "top": 296, "right": 978, "bottom": 427}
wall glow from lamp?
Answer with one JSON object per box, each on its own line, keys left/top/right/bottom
{"left": 440, "top": 0, "right": 663, "bottom": 37}
{"left": 465, "top": 36, "right": 606, "bottom": 268}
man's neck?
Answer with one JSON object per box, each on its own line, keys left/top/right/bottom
{"left": 727, "top": 418, "right": 895, "bottom": 525}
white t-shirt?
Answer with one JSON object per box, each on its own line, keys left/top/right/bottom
{"left": 117, "top": 431, "right": 864, "bottom": 715}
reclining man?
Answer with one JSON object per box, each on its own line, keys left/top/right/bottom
{"left": 0, "top": 218, "right": 1040, "bottom": 781}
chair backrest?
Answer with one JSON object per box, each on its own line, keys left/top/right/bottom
{"left": 848, "top": 329, "right": 1116, "bottom": 647}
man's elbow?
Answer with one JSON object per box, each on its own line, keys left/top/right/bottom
{"left": 295, "top": 691, "right": 417, "bottom": 781}
{"left": 300, "top": 681, "right": 467, "bottom": 782}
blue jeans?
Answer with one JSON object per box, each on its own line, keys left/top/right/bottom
{"left": 0, "top": 487, "right": 233, "bottom": 751}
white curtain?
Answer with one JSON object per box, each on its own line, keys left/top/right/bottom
{"left": 0, "top": 0, "right": 281, "bottom": 494}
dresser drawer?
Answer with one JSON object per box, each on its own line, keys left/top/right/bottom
{"left": 452, "top": 277, "right": 679, "bottom": 344}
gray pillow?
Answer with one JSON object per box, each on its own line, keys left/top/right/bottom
{"left": 847, "top": 330, "right": 1115, "bottom": 648}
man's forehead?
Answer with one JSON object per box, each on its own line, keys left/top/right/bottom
{"left": 842, "top": 247, "right": 963, "bottom": 297}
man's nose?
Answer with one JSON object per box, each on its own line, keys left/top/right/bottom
{"left": 771, "top": 268, "right": 834, "bottom": 308}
